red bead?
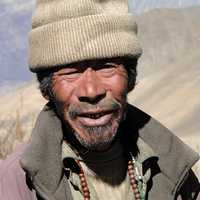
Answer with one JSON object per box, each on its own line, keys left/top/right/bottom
{"left": 130, "top": 178, "right": 136, "bottom": 185}
{"left": 84, "top": 191, "right": 90, "bottom": 197}
{"left": 129, "top": 173, "right": 135, "bottom": 179}
{"left": 128, "top": 169, "right": 135, "bottom": 177}
{"left": 128, "top": 164, "right": 134, "bottom": 170}
{"left": 135, "top": 193, "right": 140, "bottom": 198}
{"left": 80, "top": 176, "right": 85, "bottom": 182}
{"left": 81, "top": 181, "right": 87, "bottom": 187}
{"left": 134, "top": 188, "right": 139, "bottom": 193}
{"left": 83, "top": 186, "right": 89, "bottom": 192}
{"left": 132, "top": 183, "right": 137, "bottom": 189}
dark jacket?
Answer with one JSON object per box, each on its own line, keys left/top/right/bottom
{"left": 0, "top": 104, "right": 199, "bottom": 200}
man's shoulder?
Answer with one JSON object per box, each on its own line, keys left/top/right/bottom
{"left": 0, "top": 143, "right": 36, "bottom": 200}
{"left": 0, "top": 144, "right": 28, "bottom": 178}
{"left": 126, "top": 104, "right": 199, "bottom": 160}
{"left": 126, "top": 104, "right": 200, "bottom": 198}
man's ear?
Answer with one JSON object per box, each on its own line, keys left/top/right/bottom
{"left": 43, "top": 95, "right": 50, "bottom": 101}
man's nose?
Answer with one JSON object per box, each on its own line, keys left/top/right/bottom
{"left": 76, "top": 68, "right": 106, "bottom": 104}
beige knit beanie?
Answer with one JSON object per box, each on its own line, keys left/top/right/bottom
{"left": 29, "top": 0, "right": 142, "bottom": 72}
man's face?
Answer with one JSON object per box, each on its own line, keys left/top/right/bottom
{"left": 52, "top": 58, "right": 128, "bottom": 151}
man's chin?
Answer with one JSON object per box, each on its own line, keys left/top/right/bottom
{"left": 71, "top": 122, "right": 119, "bottom": 151}
{"left": 74, "top": 132, "right": 117, "bottom": 151}
{"left": 63, "top": 109, "right": 123, "bottom": 151}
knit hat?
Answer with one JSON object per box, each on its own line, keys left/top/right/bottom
{"left": 29, "top": 0, "right": 142, "bottom": 72}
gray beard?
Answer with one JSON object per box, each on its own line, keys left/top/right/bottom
{"left": 72, "top": 118, "right": 120, "bottom": 151}
{"left": 55, "top": 97, "right": 127, "bottom": 151}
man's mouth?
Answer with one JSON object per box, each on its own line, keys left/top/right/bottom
{"left": 76, "top": 110, "right": 115, "bottom": 127}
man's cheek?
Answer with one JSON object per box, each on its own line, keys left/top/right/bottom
{"left": 54, "top": 102, "right": 67, "bottom": 119}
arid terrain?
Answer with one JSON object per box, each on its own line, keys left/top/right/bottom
{"left": 0, "top": 7, "right": 200, "bottom": 178}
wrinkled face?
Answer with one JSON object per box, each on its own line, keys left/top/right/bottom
{"left": 52, "top": 58, "right": 128, "bottom": 151}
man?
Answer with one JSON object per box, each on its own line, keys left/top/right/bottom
{"left": 0, "top": 0, "right": 199, "bottom": 199}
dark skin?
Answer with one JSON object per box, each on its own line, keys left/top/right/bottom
{"left": 50, "top": 58, "right": 129, "bottom": 151}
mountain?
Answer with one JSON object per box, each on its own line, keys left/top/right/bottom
{"left": 136, "top": 6, "right": 200, "bottom": 79}
{"left": 128, "top": 6, "right": 200, "bottom": 137}
{"left": 129, "top": 50, "right": 200, "bottom": 137}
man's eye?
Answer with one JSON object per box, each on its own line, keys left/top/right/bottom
{"left": 97, "top": 64, "right": 116, "bottom": 76}
{"left": 63, "top": 72, "right": 81, "bottom": 78}
{"left": 57, "top": 71, "right": 82, "bottom": 81}
{"left": 99, "top": 68, "right": 115, "bottom": 73}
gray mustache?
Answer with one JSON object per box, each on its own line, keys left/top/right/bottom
{"left": 68, "top": 99, "right": 121, "bottom": 119}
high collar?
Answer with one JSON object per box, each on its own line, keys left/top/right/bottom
{"left": 62, "top": 138, "right": 124, "bottom": 163}
{"left": 123, "top": 104, "right": 199, "bottom": 195}
{"left": 20, "top": 103, "right": 199, "bottom": 199}
{"left": 20, "top": 104, "right": 69, "bottom": 200}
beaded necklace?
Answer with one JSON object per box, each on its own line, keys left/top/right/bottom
{"left": 75, "top": 154, "right": 146, "bottom": 200}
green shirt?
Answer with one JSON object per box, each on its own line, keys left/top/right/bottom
{"left": 62, "top": 138, "right": 150, "bottom": 199}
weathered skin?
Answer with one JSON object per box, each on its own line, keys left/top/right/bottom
{"left": 51, "top": 58, "right": 128, "bottom": 151}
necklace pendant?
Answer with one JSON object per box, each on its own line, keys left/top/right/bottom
{"left": 136, "top": 178, "right": 146, "bottom": 200}
{"left": 131, "top": 155, "right": 147, "bottom": 200}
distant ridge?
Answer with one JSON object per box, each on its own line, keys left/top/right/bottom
{"left": 136, "top": 6, "right": 200, "bottom": 79}
{"left": 129, "top": 50, "right": 200, "bottom": 136}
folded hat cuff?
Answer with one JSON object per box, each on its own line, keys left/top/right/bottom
{"left": 29, "top": 14, "right": 142, "bottom": 72}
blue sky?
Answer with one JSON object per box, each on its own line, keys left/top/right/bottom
{"left": 129, "top": 0, "right": 200, "bottom": 13}
{"left": 1, "top": 0, "right": 200, "bottom": 14}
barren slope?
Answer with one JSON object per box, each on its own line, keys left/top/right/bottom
{"left": 136, "top": 6, "right": 200, "bottom": 78}
{"left": 128, "top": 51, "right": 200, "bottom": 137}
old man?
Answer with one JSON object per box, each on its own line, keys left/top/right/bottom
{"left": 0, "top": 0, "right": 199, "bottom": 199}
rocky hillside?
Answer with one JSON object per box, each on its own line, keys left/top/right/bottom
{"left": 129, "top": 50, "right": 200, "bottom": 137}
{"left": 136, "top": 6, "right": 200, "bottom": 78}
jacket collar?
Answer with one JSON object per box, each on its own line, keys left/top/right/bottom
{"left": 124, "top": 104, "right": 199, "bottom": 195}
{"left": 20, "top": 104, "right": 72, "bottom": 200}
{"left": 140, "top": 118, "right": 199, "bottom": 194}
{"left": 20, "top": 103, "right": 199, "bottom": 199}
